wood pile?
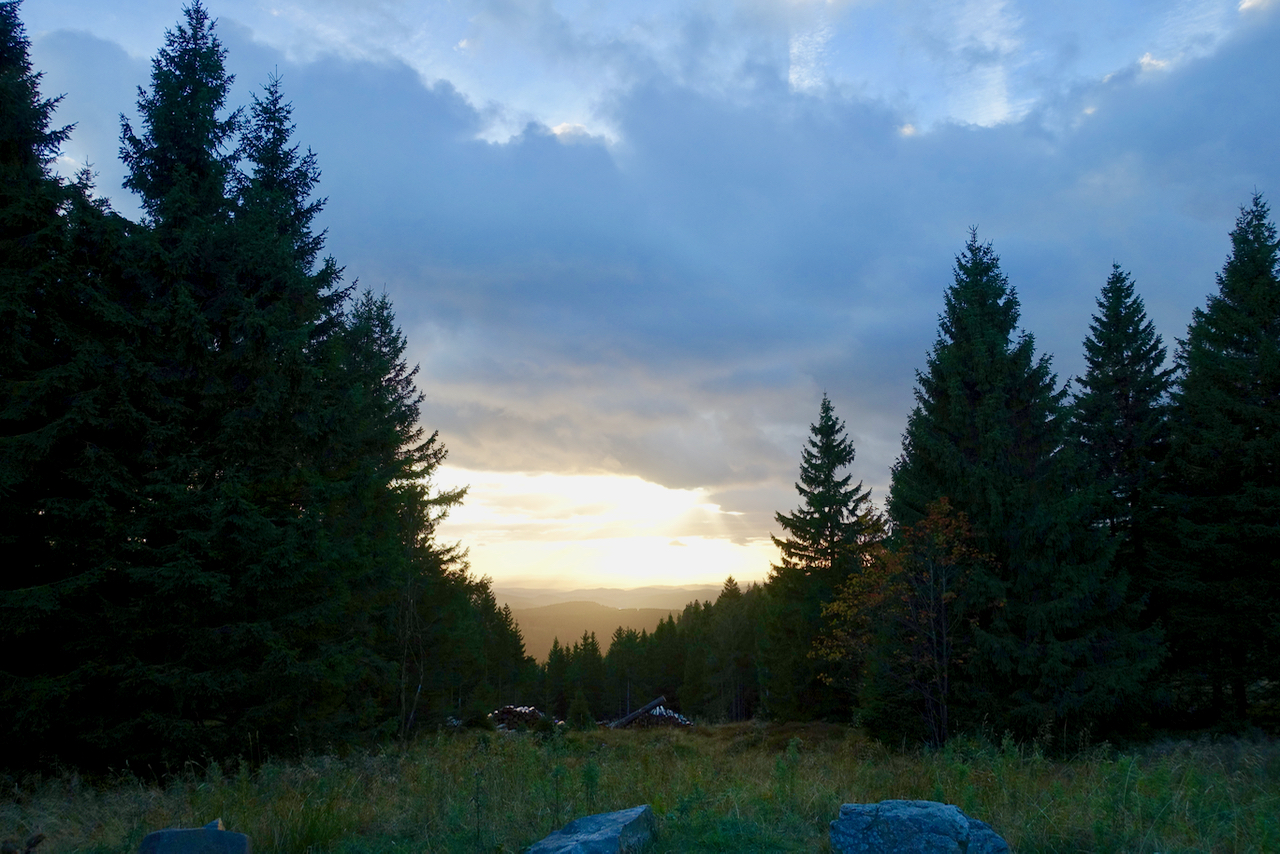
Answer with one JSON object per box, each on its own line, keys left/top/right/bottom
{"left": 488, "top": 705, "right": 550, "bottom": 729}
{"left": 616, "top": 704, "right": 693, "bottom": 729}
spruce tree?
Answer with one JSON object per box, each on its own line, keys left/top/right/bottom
{"left": 101, "top": 3, "right": 468, "bottom": 759}
{"left": 649, "top": 614, "right": 684, "bottom": 708}
{"left": 762, "top": 393, "right": 883, "bottom": 720}
{"left": 310, "top": 286, "right": 467, "bottom": 736}
{"left": 1161, "top": 194, "right": 1280, "bottom": 722}
{"left": 707, "top": 577, "right": 759, "bottom": 721}
{"left": 1070, "top": 265, "right": 1173, "bottom": 612}
{"left": 568, "top": 630, "right": 606, "bottom": 719}
{"left": 120, "top": 1, "right": 239, "bottom": 232}
{"left": 0, "top": 0, "right": 150, "bottom": 766}
{"left": 772, "top": 394, "right": 881, "bottom": 578}
{"left": 605, "top": 626, "right": 642, "bottom": 718}
{"left": 209, "top": 72, "right": 363, "bottom": 746}
{"left": 0, "top": 0, "right": 74, "bottom": 522}
{"left": 889, "top": 231, "right": 1159, "bottom": 737}
{"left": 0, "top": 0, "right": 73, "bottom": 579}
{"left": 2, "top": 0, "right": 501, "bottom": 765}
{"left": 545, "top": 638, "right": 569, "bottom": 719}
{"left": 678, "top": 601, "right": 712, "bottom": 718}
{"left": 98, "top": 2, "right": 335, "bottom": 760}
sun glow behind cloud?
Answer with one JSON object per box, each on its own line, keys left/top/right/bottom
{"left": 431, "top": 467, "right": 776, "bottom": 589}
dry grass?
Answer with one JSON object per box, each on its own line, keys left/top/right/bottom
{"left": 2, "top": 724, "right": 1279, "bottom": 852}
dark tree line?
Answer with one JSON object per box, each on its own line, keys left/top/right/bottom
{"left": 530, "top": 579, "right": 764, "bottom": 726}
{"left": 0, "top": 1, "right": 533, "bottom": 769}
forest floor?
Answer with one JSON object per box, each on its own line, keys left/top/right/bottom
{"left": 2, "top": 721, "right": 1279, "bottom": 853}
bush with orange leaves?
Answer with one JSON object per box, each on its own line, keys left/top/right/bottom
{"left": 817, "top": 497, "right": 995, "bottom": 747}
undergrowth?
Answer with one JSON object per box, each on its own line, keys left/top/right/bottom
{"left": 2, "top": 724, "right": 1278, "bottom": 852}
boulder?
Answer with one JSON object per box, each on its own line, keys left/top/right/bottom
{"left": 526, "top": 805, "right": 656, "bottom": 854}
{"left": 829, "top": 800, "right": 1009, "bottom": 854}
{"left": 138, "top": 819, "right": 251, "bottom": 854}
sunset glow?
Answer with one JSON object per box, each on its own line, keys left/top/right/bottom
{"left": 432, "top": 467, "right": 775, "bottom": 589}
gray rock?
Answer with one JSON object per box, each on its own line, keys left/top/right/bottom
{"left": 966, "top": 817, "right": 1009, "bottom": 853}
{"left": 138, "top": 819, "right": 251, "bottom": 854}
{"left": 829, "top": 800, "right": 1009, "bottom": 854}
{"left": 526, "top": 804, "right": 656, "bottom": 854}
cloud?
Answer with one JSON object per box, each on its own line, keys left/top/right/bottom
{"left": 272, "top": 5, "right": 1277, "bottom": 512}
{"left": 31, "top": 29, "right": 148, "bottom": 216}
{"left": 788, "top": 20, "right": 833, "bottom": 91}
{"left": 23, "top": 0, "right": 1280, "bottom": 578}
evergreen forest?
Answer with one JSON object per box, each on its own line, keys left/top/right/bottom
{"left": 3, "top": 0, "right": 1278, "bottom": 772}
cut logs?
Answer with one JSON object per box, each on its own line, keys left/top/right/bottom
{"left": 488, "top": 705, "right": 553, "bottom": 729}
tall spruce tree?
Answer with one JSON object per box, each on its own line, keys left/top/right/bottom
{"left": 0, "top": 0, "right": 152, "bottom": 766}
{"left": 206, "top": 71, "right": 371, "bottom": 747}
{"left": 0, "top": 0, "right": 73, "bottom": 580}
{"left": 98, "top": 2, "right": 463, "bottom": 759}
{"left": 1070, "top": 265, "right": 1173, "bottom": 613}
{"left": 3, "top": 1, "right": 505, "bottom": 765}
{"left": 762, "top": 393, "right": 883, "bottom": 720}
{"left": 545, "top": 638, "right": 569, "bottom": 719}
{"left": 0, "top": 0, "right": 75, "bottom": 757}
{"left": 1160, "top": 194, "right": 1280, "bottom": 723}
{"left": 0, "top": 0, "right": 74, "bottom": 543}
{"left": 96, "top": 1, "right": 336, "bottom": 761}
{"left": 889, "top": 231, "right": 1158, "bottom": 737}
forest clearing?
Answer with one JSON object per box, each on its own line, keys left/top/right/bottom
{"left": 3, "top": 722, "right": 1279, "bottom": 853}
{"left": 6, "top": 8, "right": 1280, "bottom": 854}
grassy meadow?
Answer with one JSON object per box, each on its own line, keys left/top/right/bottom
{"left": 3, "top": 723, "right": 1279, "bottom": 853}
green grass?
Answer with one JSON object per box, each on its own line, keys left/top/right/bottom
{"left": 3, "top": 724, "right": 1279, "bottom": 852}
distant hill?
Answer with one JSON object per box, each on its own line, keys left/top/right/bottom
{"left": 495, "top": 584, "right": 722, "bottom": 612}
{"left": 509, "top": 600, "right": 688, "bottom": 662}
{"left": 495, "top": 584, "right": 732, "bottom": 662}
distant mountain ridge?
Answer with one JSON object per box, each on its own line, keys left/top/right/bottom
{"left": 495, "top": 585, "right": 723, "bottom": 662}
{"left": 494, "top": 584, "right": 722, "bottom": 612}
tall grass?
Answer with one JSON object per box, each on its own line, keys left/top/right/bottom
{"left": 3, "top": 724, "right": 1278, "bottom": 852}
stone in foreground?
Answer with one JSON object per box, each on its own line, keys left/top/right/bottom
{"left": 526, "top": 805, "right": 656, "bottom": 854}
{"left": 830, "top": 800, "right": 1009, "bottom": 854}
{"left": 138, "top": 819, "right": 251, "bottom": 854}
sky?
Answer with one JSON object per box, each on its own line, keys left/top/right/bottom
{"left": 20, "top": 0, "right": 1280, "bottom": 590}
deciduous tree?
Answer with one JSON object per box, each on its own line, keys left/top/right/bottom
{"left": 820, "top": 498, "right": 989, "bottom": 745}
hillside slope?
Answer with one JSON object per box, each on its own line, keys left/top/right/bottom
{"left": 496, "top": 585, "right": 720, "bottom": 611}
